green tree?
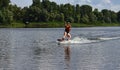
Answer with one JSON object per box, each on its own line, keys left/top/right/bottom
{"left": 74, "top": 14, "right": 80, "bottom": 23}
{"left": 0, "top": 9, "right": 13, "bottom": 24}
{"left": 0, "top": 11, "right": 4, "bottom": 24}
{"left": 32, "top": 0, "right": 41, "bottom": 8}
{"left": 89, "top": 13, "right": 97, "bottom": 23}
{"left": 9, "top": 5, "right": 22, "bottom": 21}
{"left": 80, "top": 5, "right": 92, "bottom": 23}
{"left": 98, "top": 12, "right": 104, "bottom": 23}
{"left": 49, "top": 13, "right": 56, "bottom": 21}
{"left": 6, "top": 0, "right": 119, "bottom": 25}
{"left": 93, "top": 8, "right": 99, "bottom": 21}
{"left": 110, "top": 11, "right": 117, "bottom": 23}
{"left": 21, "top": 7, "right": 28, "bottom": 21}
{"left": 42, "top": 0, "right": 51, "bottom": 12}
{"left": 55, "top": 13, "right": 64, "bottom": 22}
{"left": 80, "top": 15, "right": 89, "bottom": 23}
{"left": 75, "top": 4, "right": 80, "bottom": 15}
{"left": 49, "top": 2, "right": 58, "bottom": 13}
{"left": 0, "top": 0, "right": 10, "bottom": 9}
{"left": 40, "top": 9, "right": 49, "bottom": 22}
{"left": 80, "top": 5, "right": 92, "bottom": 17}
{"left": 28, "top": 6, "right": 41, "bottom": 22}
{"left": 101, "top": 9, "right": 111, "bottom": 23}
{"left": 117, "top": 11, "right": 120, "bottom": 22}
{"left": 59, "top": 3, "right": 74, "bottom": 20}
{"left": 22, "top": 6, "right": 41, "bottom": 22}
{"left": 0, "top": 0, "right": 13, "bottom": 24}
{"left": 74, "top": 4, "right": 81, "bottom": 23}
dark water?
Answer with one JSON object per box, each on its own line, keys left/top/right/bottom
{"left": 0, "top": 27, "right": 120, "bottom": 70}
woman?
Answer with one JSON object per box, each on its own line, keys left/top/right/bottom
{"left": 62, "top": 21, "right": 71, "bottom": 40}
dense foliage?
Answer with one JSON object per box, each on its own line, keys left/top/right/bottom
{"left": 0, "top": 0, "right": 120, "bottom": 25}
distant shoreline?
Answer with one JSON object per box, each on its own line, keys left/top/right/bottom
{"left": 0, "top": 22, "right": 120, "bottom": 28}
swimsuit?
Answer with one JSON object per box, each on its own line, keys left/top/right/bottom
{"left": 65, "top": 25, "right": 71, "bottom": 33}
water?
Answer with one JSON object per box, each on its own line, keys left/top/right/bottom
{"left": 0, "top": 27, "right": 120, "bottom": 70}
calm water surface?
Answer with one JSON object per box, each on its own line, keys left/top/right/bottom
{"left": 0, "top": 27, "right": 120, "bottom": 70}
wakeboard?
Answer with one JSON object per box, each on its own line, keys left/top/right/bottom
{"left": 57, "top": 39, "right": 64, "bottom": 42}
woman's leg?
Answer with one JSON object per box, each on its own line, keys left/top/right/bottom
{"left": 67, "top": 33, "right": 71, "bottom": 40}
{"left": 62, "top": 32, "right": 67, "bottom": 40}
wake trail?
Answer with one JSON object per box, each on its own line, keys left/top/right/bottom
{"left": 58, "top": 36, "right": 120, "bottom": 44}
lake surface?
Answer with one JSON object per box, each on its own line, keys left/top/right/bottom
{"left": 0, "top": 27, "right": 120, "bottom": 70}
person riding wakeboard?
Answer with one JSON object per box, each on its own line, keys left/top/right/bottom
{"left": 62, "top": 21, "right": 71, "bottom": 41}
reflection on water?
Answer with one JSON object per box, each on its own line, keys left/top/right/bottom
{"left": 33, "top": 45, "right": 71, "bottom": 70}
{"left": 64, "top": 46, "right": 71, "bottom": 70}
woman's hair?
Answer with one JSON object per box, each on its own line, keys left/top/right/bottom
{"left": 67, "top": 22, "right": 70, "bottom": 24}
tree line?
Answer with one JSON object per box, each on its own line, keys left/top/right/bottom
{"left": 0, "top": 0, "right": 120, "bottom": 25}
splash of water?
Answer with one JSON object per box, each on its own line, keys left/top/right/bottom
{"left": 58, "top": 36, "right": 120, "bottom": 44}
